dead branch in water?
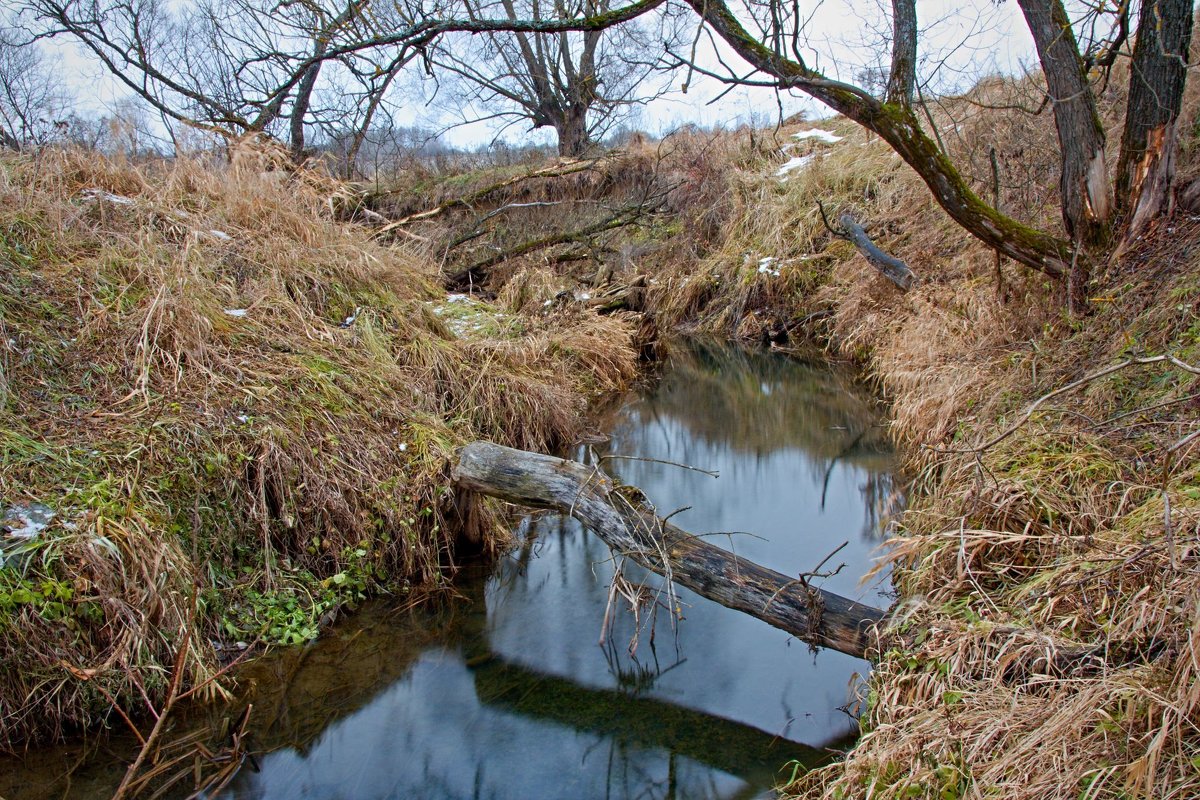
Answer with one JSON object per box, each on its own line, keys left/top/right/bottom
{"left": 453, "top": 442, "right": 1162, "bottom": 678}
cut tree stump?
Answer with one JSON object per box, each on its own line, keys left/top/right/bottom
{"left": 453, "top": 442, "right": 886, "bottom": 659}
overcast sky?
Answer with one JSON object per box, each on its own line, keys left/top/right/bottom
{"left": 37, "top": 0, "right": 1038, "bottom": 150}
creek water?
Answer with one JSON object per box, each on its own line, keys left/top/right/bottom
{"left": 1, "top": 341, "right": 898, "bottom": 800}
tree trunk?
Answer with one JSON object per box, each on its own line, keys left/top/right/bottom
{"left": 556, "top": 105, "right": 591, "bottom": 157}
{"left": 1116, "top": 0, "right": 1194, "bottom": 240}
{"left": 343, "top": 65, "right": 404, "bottom": 180}
{"left": 289, "top": 61, "right": 322, "bottom": 162}
{"left": 886, "top": 0, "right": 917, "bottom": 107}
{"left": 1017, "top": 0, "right": 1112, "bottom": 250}
{"left": 453, "top": 442, "right": 886, "bottom": 659}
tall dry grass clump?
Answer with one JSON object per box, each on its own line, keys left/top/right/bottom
{"left": 716, "top": 77, "right": 1200, "bottom": 800}
{"left": 0, "top": 145, "right": 637, "bottom": 747}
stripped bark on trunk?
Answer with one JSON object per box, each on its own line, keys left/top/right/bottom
{"left": 1116, "top": 0, "right": 1194, "bottom": 240}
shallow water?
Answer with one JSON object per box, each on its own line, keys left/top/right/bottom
{"left": 1, "top": 341, "right": 898, "bottom": 800}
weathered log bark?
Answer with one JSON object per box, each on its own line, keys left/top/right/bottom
{"left": 453, "top": 442, "right": 886, "bottom": 659}
{"left": 838, "top": 214, "right": 914, "bottom": 290}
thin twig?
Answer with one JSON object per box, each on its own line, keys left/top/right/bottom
{"left": 929, "top": 354, "right": 1200, "bottom": 455}
{"left": 816, "top": 199, "right": 847, "bottom": 238}
{"left": 599, "top": 453, "right": 719, "bottom": 478}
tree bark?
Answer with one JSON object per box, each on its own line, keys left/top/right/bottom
{"left": 1116, "top": 0, "right": 1194, "bottom": 239}
{"left": 452, "top": 442, "right": 886, "bottom": 659}
{"left": 556, "top": 104, "right": 591, "bottom": 156}
{"left": 1017, "top": 0, "right": 1112, "bottom": 249}
{"left": 289, "top": 61, "right": 322, "bottom": 161}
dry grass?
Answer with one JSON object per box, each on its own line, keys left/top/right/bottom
{"left": 378, "top": 63, "right": 1200, "bottom": 800}
{"left": 733, "top": 77, "right": 1200, "bottom": 800}
{"left": 0, "top": 143, "right": 637, "bottom": 747}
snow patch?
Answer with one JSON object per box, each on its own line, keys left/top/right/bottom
{"left": 791, "top": 128, "right": 843, "bottom": 144}
{"left": 2, "top": 503, "right": 55, "bottom": 540}
{"left": 757, "top": 256, "right": 781, "bottom": 277}
{"left": 223, "top": 308, "right": 248, "bottom": 318}
{"left": 775, "top": 154, "right": 816, "bottom": 178}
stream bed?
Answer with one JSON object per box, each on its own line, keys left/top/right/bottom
{"left": 2, "top": 341, "right": 898, "bottom": 800}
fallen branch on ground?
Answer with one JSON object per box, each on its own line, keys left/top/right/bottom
{"left": 444, "top": 205, "right": 650, "bottom": 291}
{"left": 373, "top": 157, "right": 608, "bottom": 232}
{"left": 931, "top": 353, "right": 1200, "bottom": 455}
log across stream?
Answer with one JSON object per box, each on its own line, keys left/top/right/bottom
{"left": 454, "top": 442, "right": 887, "bottom": 659}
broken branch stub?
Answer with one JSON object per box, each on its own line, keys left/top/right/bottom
{"left": 838, "top": 213, "right": 915, "bottom": 291}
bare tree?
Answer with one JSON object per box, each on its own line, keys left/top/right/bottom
{"left": 23, "top": 0, "right": 665, "bottom": 160}
{"left": 425, "top": 0, "right": 674, "bottom": 156}
{"left": 0, "top": 29, "right": 71, "bottom": 149}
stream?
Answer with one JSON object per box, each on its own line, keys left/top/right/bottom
{"left": 1, "top": 341, "right": 898, "bottom": 800}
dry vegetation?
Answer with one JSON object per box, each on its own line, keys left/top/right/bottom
{"left": 5, "top": 60, "right": 1200, "bottom": 798}
{"left": 379, "top": 68, "right": 1200, "bottom": 798}
{"left": 0, "top": 143, "right": 637, "bottom": 747}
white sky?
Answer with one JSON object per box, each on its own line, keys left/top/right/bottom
{"left": 34, "top": 0, "right": 1038, "bottom": 150}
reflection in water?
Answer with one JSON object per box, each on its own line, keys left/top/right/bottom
{"left": 0, "top": 342, "right": 897, "bottom": 800}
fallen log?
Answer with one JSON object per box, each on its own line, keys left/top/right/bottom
{"left": 453, "top": 442, "right": 886, "bottom": 659}
{"left": 816, "top": 202, "right": 915, "bottom": 291}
